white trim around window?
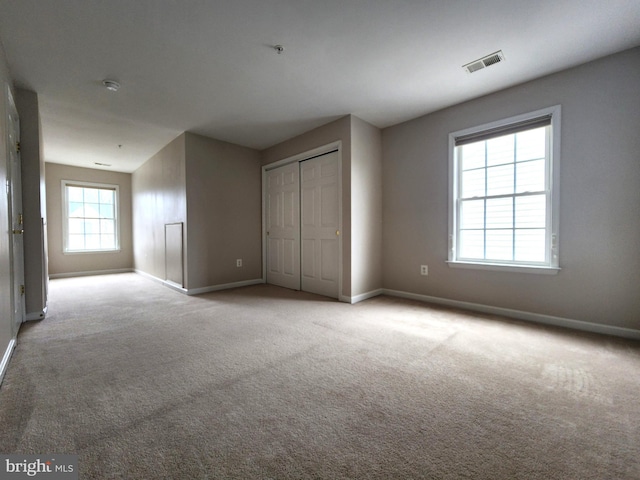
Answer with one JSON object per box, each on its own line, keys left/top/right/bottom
{"left": 447, "top": 105, "right": 561, "bottom": 274}
{"left": 62, "top": 180, "right": 121, "bottom": 254}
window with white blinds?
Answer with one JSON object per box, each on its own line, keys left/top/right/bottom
{"left": 62, "top": 181, "right": 120, "bottom": 253}
{"left": 448, "top": 106, "right": 560, "bottom": 273}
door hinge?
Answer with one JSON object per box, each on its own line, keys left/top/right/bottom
{"left": 16, "top": 142, "right": 20, "bottom": 153}
{"left": 20, "top": 285, "right": 25, "bottom": 295}
{"left": 18, "top": 213, "right": 23, "bottom": 225}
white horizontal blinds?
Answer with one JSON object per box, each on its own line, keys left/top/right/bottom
{"left": 456, "top": 121, "right": 550, "bottom": 264}
{"left": 66, "top": 184, "right": 117, "bottom": 251}
{"left": 454, "top": 115, "right": 551, "bottom": 146}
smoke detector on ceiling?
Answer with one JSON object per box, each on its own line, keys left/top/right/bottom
{"left": 463, "top": 50, "right": 505, "bottom": 74}
{"left": 102, "top": 79, "right": 121, "bottom": 92}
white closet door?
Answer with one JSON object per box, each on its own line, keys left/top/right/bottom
{"left": 300, "top": 151, "right": 340, "bottom": 299}
{"left": 266, "top": 162, "right": 300, "bottom": 290}
{"left": 8, "top": 91, "right": 25, "bottom": 333}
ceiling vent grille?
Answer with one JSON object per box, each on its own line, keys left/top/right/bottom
{"left": 463, "top": 50, "right": 505, "bottom": 74}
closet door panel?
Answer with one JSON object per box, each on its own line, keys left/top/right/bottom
{"left": 300, "top": 152, "right": 340, "bottom": 298}
{"left": 266, "top": 162, "right": 300, "bottom": 290}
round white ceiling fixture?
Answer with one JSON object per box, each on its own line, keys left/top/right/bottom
{"left": 102, "top": 79, "right": 120, "bottom": 92}
{"left": 274, "top": 45, "right": 284, "bottom": 54}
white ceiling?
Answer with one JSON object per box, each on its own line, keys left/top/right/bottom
{"left": 1, "top": 0, "right": 639, "bottom": 173}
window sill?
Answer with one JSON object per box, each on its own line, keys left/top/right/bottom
{"left": 447, "top": 261, "right": 560, "bottom": 275}
{"left": 63, "top": 249, "right": 121, "bottom": 255}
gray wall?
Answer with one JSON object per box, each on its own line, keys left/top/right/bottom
{"left": 261, "top": 115, "right": 355, "bottom": 298}
{"left": 184, "top": 133, "right": 262, "bottom": 289}
{"left": 0, "top": 38, "right": 14, "bottom": 376}
{"left": 46, "top": 163, "right": 133, "bottom": 276}
{"left": 350, "top": 116, "right": 382, "bottom": 298}
{"left": 261, "top": 114, "right": 384, "bottom": 300}
{"left": 132, "top": 134, "right": 186, "bottom": 282}
{"left": 15, "top": 88, "right": 48, "bottom": 318}
{"left": 132, "top": 132, "right": 261, "bottom": 291}
{"left": 382, "top": 47, "right": 640, "bottom": 330}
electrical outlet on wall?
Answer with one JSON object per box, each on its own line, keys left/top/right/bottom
{"left": 236, "top": 259, "right": 242, "bottom": 267}
{"left": 420, "top": 265, "right": 428, "bottom": 276}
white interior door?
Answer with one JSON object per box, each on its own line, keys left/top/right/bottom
{"left": 300, "top": 151, "right": 340, "bottom": 299}
{"left": 266, "top": 162, "right": 300, "bottom": 290}
{"left": 7, "top": 90, "right": 25, "bottom": 334}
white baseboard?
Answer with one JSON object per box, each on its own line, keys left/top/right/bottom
{"left": 345, "top": 288, "right": 384, "bottom": 304}
{"left": 164, "top": 280, "right": 188, "bottom": 294}
{"left": 186, "top": 279, "right": 264, "bottom": 295}
{"left": 49, "top": 268, "right": 133, "bottom": 279}
{"left": 134, "top": 270, "right": 188, "bottom": 294}
{"left": 134, "top": 270, "right": 263, "bottom": 296}
{"left": 382, "top": 289, "right": 640, "bottom": 341}
{"left": 0, "top": 338, "right": 17, "bottom": 387}
{"left": 25, "top": 305, "right": 47, "bottom": 322}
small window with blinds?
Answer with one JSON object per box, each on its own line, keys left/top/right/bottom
{"left": 62, "top": 180, "right": 120, "bottom": 253}
{"left": 448, "top": 106, "right": 560, "bottom": 273}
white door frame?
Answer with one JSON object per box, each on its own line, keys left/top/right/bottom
{"left": 261, "top": 141, "right": 343, "bottom": 300}
{"left": 7, "top": 87, "right": 25, "bottom": 336}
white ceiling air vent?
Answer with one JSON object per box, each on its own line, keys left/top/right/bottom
{"left": 463, "top": 50, "right": 505, "bottom": 74}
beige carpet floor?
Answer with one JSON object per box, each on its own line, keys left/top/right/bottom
{"left": 0, "top": 273, "right": 639, "bottom": 479}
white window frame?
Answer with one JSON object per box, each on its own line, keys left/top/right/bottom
{"left": 62, "top": 180, "right": 121, "bottom": 254}
{"left": 447, "top": 105, "right": 561, "bottom": 274}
